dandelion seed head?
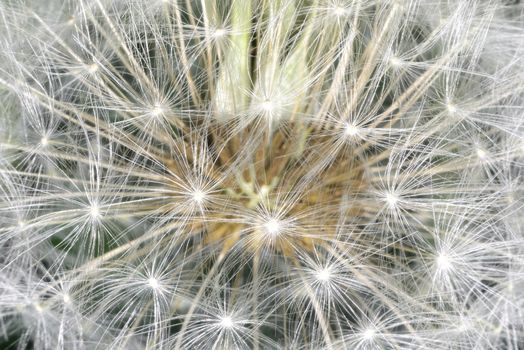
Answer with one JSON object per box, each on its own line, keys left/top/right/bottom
{"left": 218, "top": 315, "right": 234, "bottom": 329}
{"left": 332, "top": 5, "right": 350, "bottom": 17}
{"left": 1, "top": 0, "right": 523, "bottom": 348}
{"left": 86, "top": 63, "right": 98, "bottom": 74}
{"left": 89, "top": 204, "right": 100, "bottom": 219}
{"left": 150, "top": 105, "right": 165, "bottom": 117}
{"left": 251, "top": 89, "right": 290, "bottom": 123}
{"left": 191, "top": 189, "right": 206, "bottom": 204}
{"left": 437, "top": 252, "right": 452, "bottom": 271}
{"left": 264, "top": 218, "right": 282, "bottom": 236}
{"left": 316, "top": 268, "right": 332, "bottom": 282}
{"left": 446, "top": 103, "right": 457, "bottom": 114}
{"left": 476, "top": 148, "right": 487, "bottom": 160}
{"left": 385, "top": 192, "right": 399, "bottom": 208}
{"left": 147, "top": 277, "right": 160, "bottom": 290}
{"left": 212, "top": 28, "right": 227, "bottom": 39}
{"left": 389, "top": 56, "right": 402, "bottom": 67}
{"left": 260, "top": 99, "right": 275, "bottom": 114}
{"left": 32, "top": 302, "right": 43, "bottom": 314}
{"left": 362, "top": 327, "right": 376, "bottom": 340}
{"left": 344, "top": 122, "right": 360, "bottom": 137}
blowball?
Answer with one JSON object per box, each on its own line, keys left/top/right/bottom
{"left": 0, "top": 0, "right": 523, "bottom": 349}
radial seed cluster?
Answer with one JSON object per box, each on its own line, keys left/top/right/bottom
{"left": 0, "top": 0, "right": 523, "bottom": 349}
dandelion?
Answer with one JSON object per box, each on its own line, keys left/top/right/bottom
{"left": 0, "top": 0, "right": 523, "bottom": 349}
